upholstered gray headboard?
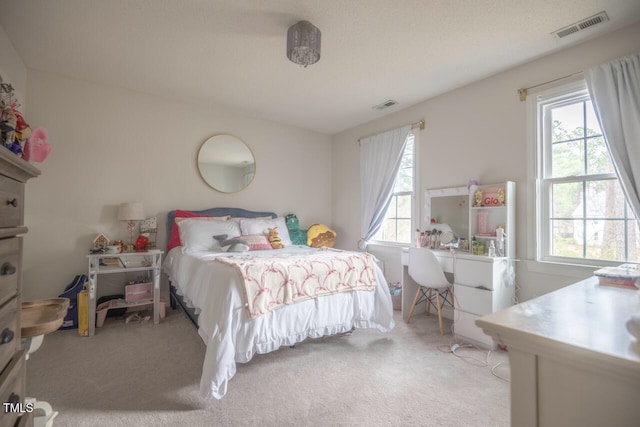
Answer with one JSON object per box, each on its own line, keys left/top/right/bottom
{"left": 166, "top": 207, "right": 277, "bottom": 251}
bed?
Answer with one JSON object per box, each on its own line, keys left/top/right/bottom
{"left": 162, "top": 207, "right": 395, "bottom": 399}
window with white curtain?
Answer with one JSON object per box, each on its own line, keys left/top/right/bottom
{"left": 533, "top": 81, "right": 639, "bottom": 264}
{"left": 372, "top": 132, "right": 416, "bottom": 244}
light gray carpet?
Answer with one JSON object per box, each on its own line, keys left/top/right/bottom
{"left": 26, "top": 308, "right": 510, "bottom": 426}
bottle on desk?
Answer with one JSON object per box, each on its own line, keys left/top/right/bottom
{"left": 488, "top": 240, "right": 496, "bottom": 257}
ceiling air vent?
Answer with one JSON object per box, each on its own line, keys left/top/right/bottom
{"left": 552, "top": 11, "right": 609, "bottom": 39}
{"left": 373, "top": 100, "right": 398, "bottom": 110}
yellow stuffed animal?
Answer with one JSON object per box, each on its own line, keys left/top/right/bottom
{"left": 307, "top": 224, "right": 336, "bottom": 248}
{"left": 268, "top": 227, "right": 284, "bottom": 249}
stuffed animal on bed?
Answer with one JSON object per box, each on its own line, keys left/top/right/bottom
{"left": 213, "top": 234, "right": 249, "bottom": 252}
{"left": 307, "top": 224, "right": 336, "bottom": 248}
{"left": 267, "top": 227, "right": 284, "bottom": 249}
{"left": 285, "top": 213, "right": 308, "bottom": 245}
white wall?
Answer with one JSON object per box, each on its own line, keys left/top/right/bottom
{"left": 20, "top": 71, "right": 332, "bottom": 300}
{"left": 332, "top": 23, "right": 640, "bottom": 301}
{"left": 0, "top": 25, "right": 26, "bottom": 113}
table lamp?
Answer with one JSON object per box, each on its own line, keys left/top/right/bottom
{"left": 117, "top": 202, "right": 145, "bottom": 252}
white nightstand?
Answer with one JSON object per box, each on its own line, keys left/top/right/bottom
{"left": 86, "top": 250, "right": 163, "bottom": 336}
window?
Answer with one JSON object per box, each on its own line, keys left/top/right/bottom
{"left": 372, "top": 133, "right": 416, "bottom": 244}
{"left": 535, "top": 82, "right": 639, "bottom": 264}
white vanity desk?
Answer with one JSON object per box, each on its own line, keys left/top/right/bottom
{"left": 476, "top": 277, "right": 640, "bottom": 427}
{"left": 401, "top": 247, "right": 514, "bottom": 348}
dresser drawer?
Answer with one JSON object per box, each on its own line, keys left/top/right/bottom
{"left": 0, "top": 350, "right": 26, "bottom": 427}
{"left": 454, "top": 284, "right": 493, "bottom": 315}
{"left": 455, "top": 258, "right": 495, "bottom": 289}
{"left": 453, "top": 310, "right": 496, "bottom": 349}
{"left": 0, "top": 174, "right": 23, "bottom": 229}
{"left": 0, "top": 239, "right": 20, "bottom": 308}
{"left": 0, "top": 297, "right": 19, "bottom": 374}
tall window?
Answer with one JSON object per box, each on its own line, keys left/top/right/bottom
{"left": 535, "top": 82, "right": 639, "bottom": 264}
{"left": 372, "top": 133, "right": 416, "bottom": 244}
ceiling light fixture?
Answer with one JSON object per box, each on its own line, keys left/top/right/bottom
{"left": 286, "top": 21, "right": 321, "bottom": 67}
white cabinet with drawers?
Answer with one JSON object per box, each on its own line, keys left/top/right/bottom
{"left": 450, "top": 253, "right": 514, "bottom": 348}
{"left": 401, "top": 249, "right": 515, "bottom": 349}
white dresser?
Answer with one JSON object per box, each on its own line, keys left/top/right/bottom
{"left": 401, "top": 248, "right": 515, "bottom": 349}
{"left": 476, "top": 277, "right": 640, "bottom": 427}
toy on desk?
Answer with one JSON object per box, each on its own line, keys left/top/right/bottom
{"left": 92, "top": 233, "right": 109, "bottom": 251}
{"left": 134, "top": 234, "right": 149, "bottom": 252}
{"left": 474, "top": 190, "right": 483, "bottom": 207}
{"left": 139, "top": 217, "right": 157, "bottom": 250}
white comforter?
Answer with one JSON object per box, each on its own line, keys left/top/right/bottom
{"left": 163, "top": 245, "right": 395, "bottom": 399}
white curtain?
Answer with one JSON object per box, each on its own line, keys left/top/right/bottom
{"left": 358, "top": 125, "right": 411, "bottom": 250}
{"left": 585, "top": 53, "right": 640, "bottom": 220}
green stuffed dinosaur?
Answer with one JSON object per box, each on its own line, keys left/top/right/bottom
{"left": 285, "top": 213, "right": 308, "bottom": 246}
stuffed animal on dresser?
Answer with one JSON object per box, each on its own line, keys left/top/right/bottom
{"left": 267, "top": 227, "right": 285, "bottom": 249}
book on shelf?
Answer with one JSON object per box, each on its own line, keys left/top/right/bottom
{"left": 100, "top": 257, "right": 124, "bottom": 267}
{"left": 594, "top": 264, "right": 640, "bottom": 289}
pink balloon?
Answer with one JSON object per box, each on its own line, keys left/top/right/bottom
{"left": 23, "top": 127, "right": 51, "bottom": 162}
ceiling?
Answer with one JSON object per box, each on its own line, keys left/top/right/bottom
{"left": 0, "top": 1, "right": 639, "bottom": 135}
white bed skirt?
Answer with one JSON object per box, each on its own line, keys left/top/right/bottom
{"left": 163, "top": 246, "right": 395, "bottom": 399}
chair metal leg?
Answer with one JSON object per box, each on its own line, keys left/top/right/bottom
{"left": 436, "top": 291, "right": 444, "bottom": 335}
{"left": 405, "top": 287, "right": 422, "bottom": 323}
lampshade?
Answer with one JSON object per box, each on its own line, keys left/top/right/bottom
{"left": 117, "top": 202, "right": 145, "bottom": 221}
{"left": 286, "top": 21, "right": 321, "bottom": 67}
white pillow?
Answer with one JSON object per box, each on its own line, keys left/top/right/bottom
{"left": 239, "top": 217, "right": 292, "bottom": 245}
{"left": 177, "top": 218, "right": 242, "bottom": 253}
{"left": 229, "top": 216, "right": 273, "bottom": 223}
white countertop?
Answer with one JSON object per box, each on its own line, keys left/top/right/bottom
{"left": 476, "top": 276, "right": 640, "bottom": 378}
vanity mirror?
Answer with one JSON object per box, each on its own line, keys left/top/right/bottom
{"left": 424, "top": 186, "right": 469, "bottom": 248}
{"left": 197, "top": 134, "right": 255, "bottom": 193}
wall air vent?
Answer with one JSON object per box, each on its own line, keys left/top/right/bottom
{"left": 552, "top": 11, "right": 609, "bottom": 39}
{"left": 373, "top": 100, "right": 398, "bottom": 110}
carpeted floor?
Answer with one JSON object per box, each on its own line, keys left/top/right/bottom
{"left": 26, "top": 308, "right": 510, "bottom": 426}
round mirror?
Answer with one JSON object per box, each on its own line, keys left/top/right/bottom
{"left": 197, "top": 134, "right": 255, "bottom": 193}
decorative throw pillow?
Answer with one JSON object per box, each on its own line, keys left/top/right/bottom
{"left": 239, "top": 234, "right": 273, "bottom": 251}
{"left": 167, "top": 211, "right": 229, "bottom": 250}
{"left": 239, "top": 217, "right": 292, "bottom": 245}
{"left": 177, "top": 218, "right": 240, "bottom": 253}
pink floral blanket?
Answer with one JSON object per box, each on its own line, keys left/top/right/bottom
{"left": 215, "top": 249, "right": 378, "bottom": 318}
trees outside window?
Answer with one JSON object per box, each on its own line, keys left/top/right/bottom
{"left": 536, "top": 84, "right": 638, "bottom": 264}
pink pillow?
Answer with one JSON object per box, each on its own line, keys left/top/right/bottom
{"left": 240, "top": 234, "right": 273, "bottom": 251}
{"left": 167, "top": 211, "right": 226, "bottom": 250}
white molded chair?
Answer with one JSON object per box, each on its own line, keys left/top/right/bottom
{"left": 405, "top": 247, "right": 453, "bottom": 335}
